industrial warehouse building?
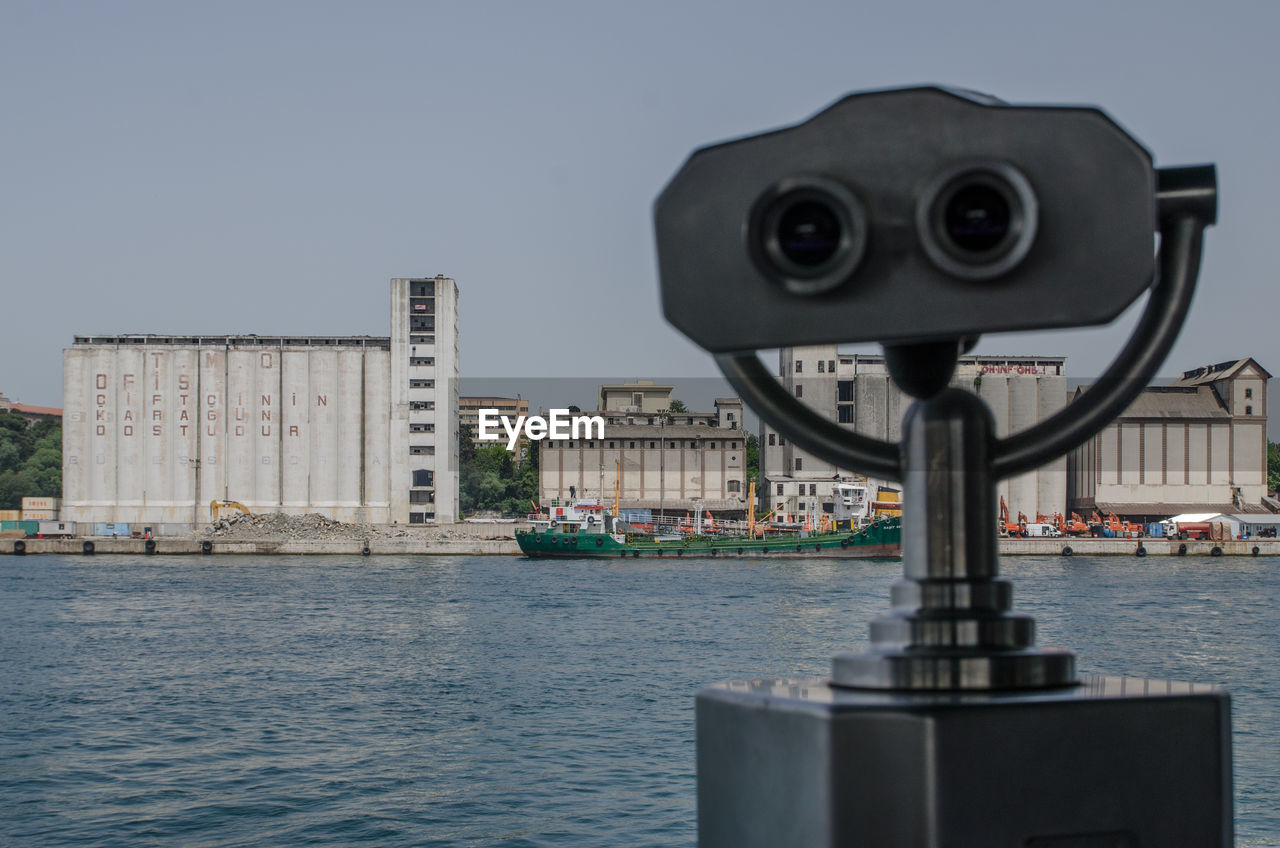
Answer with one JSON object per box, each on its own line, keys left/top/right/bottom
{"left": 539, "top": 381, "right": 748, "bottom": 517}
{"left": 61, "top": 276, "right": 459, "bottom": 529}
{"left": 1067, "top": 358, "right": 1273, "bottom": 519}
{"left": 761, "top": 348, "right": 1068, "bottom": 521}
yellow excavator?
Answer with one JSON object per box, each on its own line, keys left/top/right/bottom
{"left": 210, "top": 500, "right": 252, "bottom": 521}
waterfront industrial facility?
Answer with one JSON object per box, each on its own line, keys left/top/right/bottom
{"left": 58, "top": 276, "right": 459, "bottom": 529}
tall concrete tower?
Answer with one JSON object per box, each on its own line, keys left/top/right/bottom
{"left": 390, "top": 276, "right": 460, "bottom": 524}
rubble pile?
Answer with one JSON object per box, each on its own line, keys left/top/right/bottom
{"left": 194, "top": 512, "right": 518, "bottom": 542}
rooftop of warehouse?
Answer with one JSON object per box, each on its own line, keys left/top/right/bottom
{"left": 72, "top": 334, "right": 391, "bottom": 348}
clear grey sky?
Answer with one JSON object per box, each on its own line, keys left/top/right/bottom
{"left": 3, "top": 1, "right": 1276, "bottom": 423}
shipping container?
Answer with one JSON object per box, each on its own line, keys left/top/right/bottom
{"left": 22, "top": 496, "right": 61, "bottom": 511}
{"left": 92, "top": 522, "right": 131, "bottom": 537}
{"left": 37, "top": 521, "right": 77, "bottom": 538}
{"left": 22, "top": 509, "right": 58, "bottom": 521}
{"left": 0, "top": 509, "right": 20, "bottom": 522}
{"left": 1, "top": 520, "right": 40, "bottom": 536}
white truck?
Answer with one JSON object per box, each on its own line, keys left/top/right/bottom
{"left": 1021, "top": 523, "right": 1061, "bottom": 538}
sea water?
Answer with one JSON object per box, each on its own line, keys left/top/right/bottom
{"left": 2, "top": 554, "right": 1277, "bottom": 846}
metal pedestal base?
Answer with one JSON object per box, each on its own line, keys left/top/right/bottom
{"left": 697, "top": 675, "right": 1232, "bottom": 847}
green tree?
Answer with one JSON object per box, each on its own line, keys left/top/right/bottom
{"left": 1268, "top": 440, "right": 1280, "bottom": 493}
{"left": 745, "top": 432, "right": 759, "bottom": 484}
{"left": 459, "top": 431, "right": 541, "bottom": 516}
{"left": 667, "top": 399, "right": 688, "bottom": 413}
{"left": 0, "top": 411, "right": 61, "bottom": 508}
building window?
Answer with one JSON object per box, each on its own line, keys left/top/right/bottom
{"left": 795, "top": 385, "right": 803, "bottom": 399}
{"left": 710, "top": 442, "right": 716, "bottom": 449}
{"left": 818, "top": 360, "right": 825, "bottom": 373}
{"left": 608, "top": 441, "right": 615, "bottom": 448}
{"left": 648, "top": 441, "right": 655, "bottom": 448}
{"left": 795, "top": 361, "right": 803, "bottom": 373}
{"left": 670, "top": 442, "right": 676, "bottom": 449}
{"left": 728, "top": 480, "right": 741, "bottom": 493}
{"left": 829, "top": 360, "right": 835, "bottom": 372}
{"left": 409, "top": 445, "right": 435, "bottom": 455}
{"left": 648, "top": 417, "right": 654, "bottom": 425}
{"left": 778, "top": 436, "right": 785, "bottom": 446}
{"left": 410, "top": 334, "right": 435, "bottom": 345}
{"left": 838, "top": 381, "right": 854, "bottom": 402}
{"left": 629, "top": 441, "right": 635, "bottom": 448}
{"left": 731, "top": 441, "right": 738, "bottom": 449}
{"left": 408, "top": 512, "right": 426, "bottom": 524}
{"left": 768, "top": 433, "right": 776, "bottom": 446}
{"left": 410, "top": 489, "right": 435, "bottom": 503}
{"left": 410, "top": 316, "right": 435, "bottom": 331}
{"left": 838, "top": 406, "right": 854, "bottom": 424}
{"left": 412, "top": 469, "right": 434, "bottom": 487}
{"left": 1246, "top": 405, "right": 1253, "bottom": 415}
{"left": 409, "top": 379, "right": 434, "bottom": 388}
{"left": 409, "top": 401, "right": 434, "bottom": 411}
{"left": 795, "top": 458, "right": 803, "bottom": 471}
{"left": 410, "top": 280, "right": 435, "bottom": 297}
{"left": 810, "top": 484, "right": 817, "bottom": 496}
{"left": 777, "top": 484, "right": 784, "bottom": 496}
{"left": 687, "top": 417, "right": 694, "bottom": 425}
{"left": 588, "top": 441, "right": 595, "bottom": 448}
{"left": 409, "top": 357, "right": 434, "bottom": 366}
{"left": 633, "top": 393, "right": 644, "bottom": 407}
{"left": 1245, "top": 388, "right": 1253, "bottom": 398}
{"left": 727, "top": 412, "right": 735, "bottom": 420}
{"left": 410, "top": 423, "right": 435, "bottom": 433}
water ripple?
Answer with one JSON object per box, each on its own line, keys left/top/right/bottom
{"left": 2, "top": 554, "right": 1277, "bottom": 844}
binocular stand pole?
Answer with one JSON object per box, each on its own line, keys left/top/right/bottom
{"left": 697, "top": 354, "right": 1233, "bottom": 847}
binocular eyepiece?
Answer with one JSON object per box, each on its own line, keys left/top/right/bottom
{"left": 750, "top": 160, "right": 1039, "bottom": 295}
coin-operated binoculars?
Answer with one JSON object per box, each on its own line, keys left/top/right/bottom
{"left": 654, "top": 87, "right": 1230, "bottom": 846}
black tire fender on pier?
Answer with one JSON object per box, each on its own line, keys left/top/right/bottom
{"left": 1253, "top": 546, "right": 1261, "bottom": 556}
{"left": 13, "top": 540, "right": 25, "bottom": 555}
{"left": 82, "top": 540, "right": 95, "bottom": 555}
{"left": 1178, "top": 543, "right": 1188, "bottom": 556}
{"left": 201, "top": 540, "right": 212, "bottom": 554}
{"left": 361, "top": 546, "right": 371, "bottom": 556}
{"left": 1135, "top": 545, "right": 1146, "bottom": 557}
{"left": 840, "top": 538, "right": 850, "bottom": 549}
{"left": 595, "top": 537, "right": 604, "bottom": 547}
{"left": 1061, "top": 546, "right": 1073, "bottom": 557}
{"left": 145, "top": 539, "right": 157, "bottom": 554}
{"left": 1210, "top": 546, "right": 1223, "bottom": 557}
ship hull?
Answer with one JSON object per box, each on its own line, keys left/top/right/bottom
{"left": 516, "top": 519, "right": 901, "bottom": 559}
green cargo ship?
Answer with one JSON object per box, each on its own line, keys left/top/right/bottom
{"left": 515, "top": 499, "right": 901, "bottom": 559}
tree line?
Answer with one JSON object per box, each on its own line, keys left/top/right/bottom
{"left": 0, "top": 411, "right": 61, "bottom": 509}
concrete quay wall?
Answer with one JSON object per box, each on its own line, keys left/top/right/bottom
{"left": 4, "top": 537, "right": 521, "bottom": 556}
{"left": 3, "top": 536, "right": 1277, "bottom": 557}
{"left": 999, "top": 537, "right": 1280, "bottom": 557}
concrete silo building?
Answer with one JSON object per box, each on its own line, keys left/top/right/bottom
{"left": 61, "top": 276, "right": 459, "bottom": 530}
{"left": 760, "top": 346, "right": 1068, "bottom": 522}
